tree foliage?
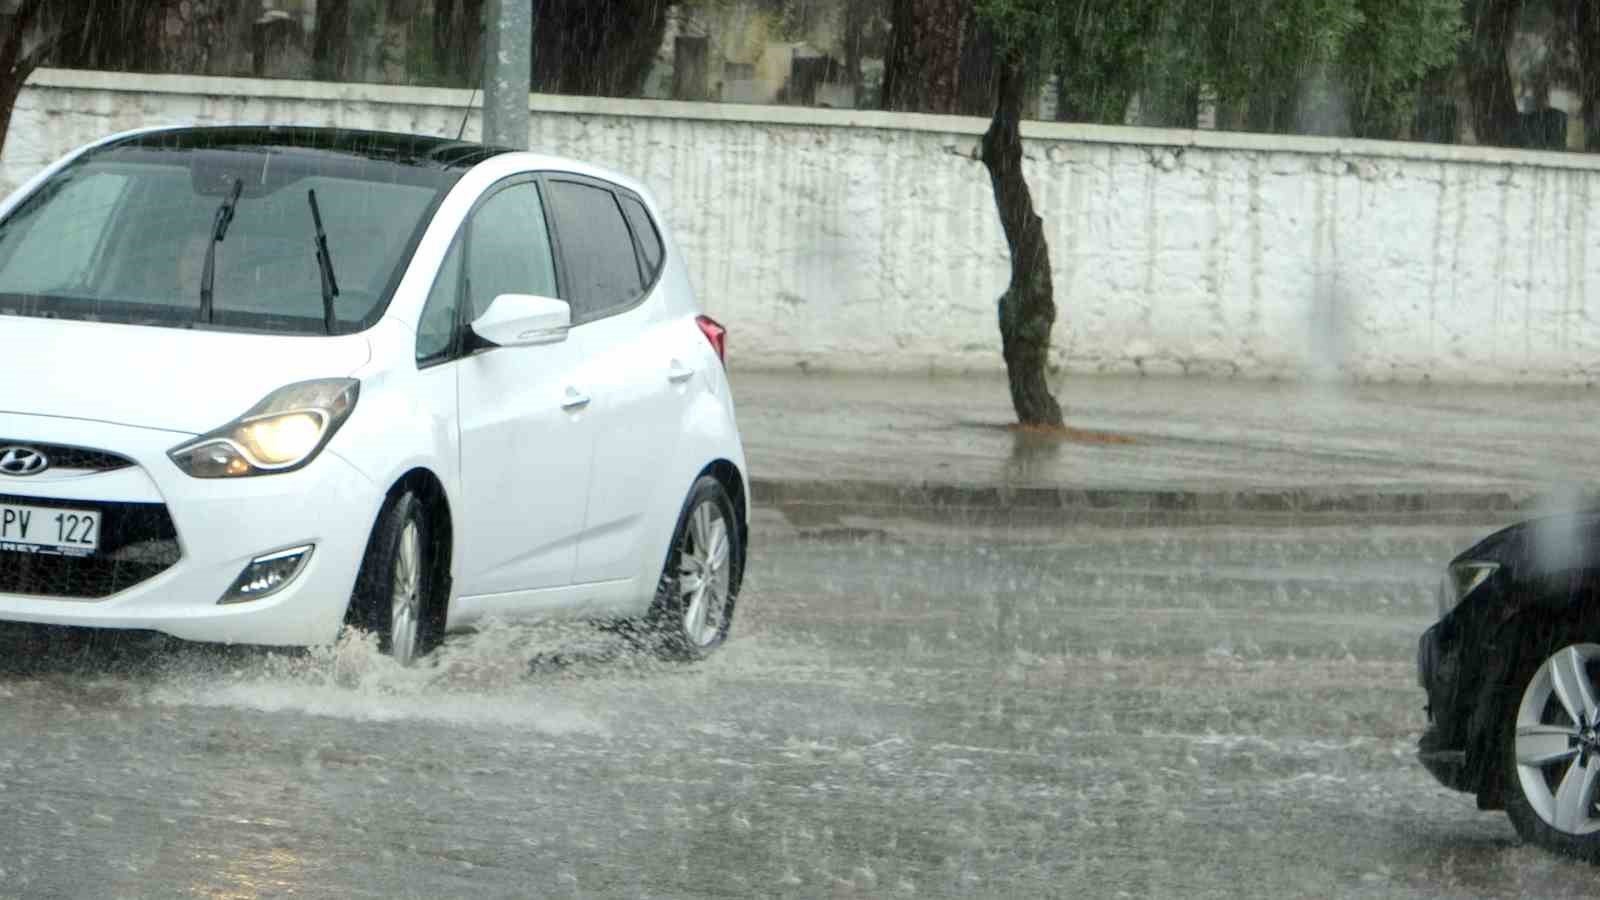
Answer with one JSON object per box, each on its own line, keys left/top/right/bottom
{"left": 1049, "top": 1, "right": 1161, "bottom": 124}
{"left": 1339, "top": 0, "right": 1463, "bottom": 138}
{"left": 976, "top": 0, "right": 1461, "bottom": 135}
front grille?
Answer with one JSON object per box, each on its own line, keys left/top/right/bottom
{"left": 0, "top": 440, "right": 133, "bottom": 473}
{"left": 0, "top": 495, "right": 180, "bottom": 599}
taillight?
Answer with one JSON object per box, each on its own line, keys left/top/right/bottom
{"left": 696, "top": 315, "right": 727, "bottom": 365}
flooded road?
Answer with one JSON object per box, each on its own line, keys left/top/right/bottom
{"left": 0, "top": 509, "right": 1592, "bottom": 898}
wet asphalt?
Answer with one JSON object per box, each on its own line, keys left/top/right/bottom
{"left": 0, "top": 508, "right": 1594, "bottom": 899}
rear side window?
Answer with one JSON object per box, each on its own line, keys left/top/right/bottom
{"left": 619, "top": 195, "right": 664, "bottom": 283}
{"left": 545, "top": 180, "right": 643, "bottom": 323}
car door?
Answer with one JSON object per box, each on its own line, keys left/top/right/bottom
{"left": 544, "top": 177, "right": 688, "bottom": 591}
{"left": 453, "top": 178, "right": 596, "bottom": 599}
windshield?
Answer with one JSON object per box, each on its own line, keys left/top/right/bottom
{"left": 0, "top": 144, "right": 458, "bottom": 335}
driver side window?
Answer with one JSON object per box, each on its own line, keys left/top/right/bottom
{"left": 465, "top": 181, "right": 559, "bottom": 322}
{"left": 413, "top": 180, "right": 560, "bottom": 367}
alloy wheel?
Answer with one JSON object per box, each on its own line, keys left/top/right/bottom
{"left": 678, "top": 499, "right": 732, "bottom": 647}
{"left": 1515, "top": 643, "right": 1600, "bottom": 835}
{"left": 389, "top": 519, "right": 423, "bottom": 666}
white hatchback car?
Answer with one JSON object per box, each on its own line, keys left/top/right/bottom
{"left": 0, "top": 126, "right": 749, "bottom": 664}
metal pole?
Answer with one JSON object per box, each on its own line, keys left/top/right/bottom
{"left": 482, "top": 0, "right": 532, "bottom": 149}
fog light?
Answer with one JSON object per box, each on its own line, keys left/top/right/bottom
{"left": 220, "top": 545, "right": 313, "bottom": 605}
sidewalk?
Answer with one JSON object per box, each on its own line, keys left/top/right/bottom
{"left": 730, "top": 370, "right": 1600, "bottom": 522}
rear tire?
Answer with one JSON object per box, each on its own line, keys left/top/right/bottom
{"left": 349, "top": 490, "right": 439, "bottom": 666}
{"left": 1504, "top": 637, "right": 1600, "bottom": 861}
{"left": 644, "top": 476, "right": 743, "bottom": 660}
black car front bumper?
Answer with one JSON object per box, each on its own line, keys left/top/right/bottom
{"left": 1417, "top": 622, "right": 1473, "bottom": 792}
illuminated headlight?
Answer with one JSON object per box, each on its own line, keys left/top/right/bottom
{"left": 170, "top": 379, "right": 358, "bottom": 478}
{"left": 1437, "top": 561, "right": 1499, "bottom": 616}
{"left": 220, "top": 545, "right": 314, "bottom": 604}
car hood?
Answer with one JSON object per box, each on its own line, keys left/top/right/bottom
{"left": 0, "top": 316, "right": 372, "bottom": 435}
{"left": 1457, "top": 511, "right": 1600, "bottom": 576}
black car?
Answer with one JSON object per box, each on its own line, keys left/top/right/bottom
{"left": 1419, "top": 513, "right": 1600, "bottom": 859}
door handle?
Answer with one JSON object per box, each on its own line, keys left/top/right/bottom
{"left": 668, "top": 360, "right": 696, "bottom": 384}
{"left": 561, "top": 387, "right": 591, "bottom": 411}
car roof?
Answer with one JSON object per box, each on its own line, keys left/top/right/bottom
{"left": 94, "top": 126, "right": 657, "bottom": 204}
{"left": 98, "top": 125, "right": 515, "bottom": 172}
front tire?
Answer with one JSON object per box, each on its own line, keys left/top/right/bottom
{"left": 1505, "top": 639, "right": 1600, "bottom": 860}
{"left": 646, "top": 476, "right": 743, "bottom": 660}
{"left": 349, "top": 490, "right": 439, "bottom": 666}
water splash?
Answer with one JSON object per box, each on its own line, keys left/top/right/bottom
{"left": 139, "top": 623, "right": 658, "bottom": 735}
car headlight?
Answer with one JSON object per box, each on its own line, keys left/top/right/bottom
{"left": 1437, "top": 560, "right": 1499, "bottom": 616}
{"left": 169, "top": 379, "right": 359, "bottom": 478}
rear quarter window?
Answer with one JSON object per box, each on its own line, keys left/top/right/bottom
{"left": 619, "top": 195, "right": 664, "bottom": 284}
{"left": 545, "top": 179, "right": 643, "bottom": 324}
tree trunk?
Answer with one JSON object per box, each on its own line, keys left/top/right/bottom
{"left": 955, "top": 13, "right": 995, "bottom": 117}
{"left": 0, "top": 2, "right": 45, "bottom": 157}
{"left": 843, "top": 0, "right": 869, "bottom": 100}
{"left": 432, "top": 0, "right": 484, "bottom": 87}
{"left": 881, "top": 0, "right": 966, "bottom": 113}
{"left": 378, "top": 0, "right": 425, "bottom": 84}
{"left": 39, "top": 0, "right": 176, "bottom": 72}
{"left": 1573, "top": 0, "right": 1600, "bottom": 151}
{"left": 1411, "top": 66, "right": 1460, "bottom": 143}
{"left": 532, "top": 0, "right": 670, "bottom": 98}
{"left": 1463, "top": 0, "right": 1523, "bottom": 146}
{"left": 314, "top": 0, "right": 353, "bottom": 82}
{"left": 1244, "top": 83, "right": 1298, "bottom": 134}
{"left": 0, "top": 65, "right": 31, "bottom": 161}
{"left": 981, "top": 58, "right": 1063, "bottom": 428}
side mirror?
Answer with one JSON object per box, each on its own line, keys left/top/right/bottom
{"left": 469, "top": 294, "right": 571, "bottom": 348}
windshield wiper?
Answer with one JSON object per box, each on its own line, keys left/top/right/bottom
{"left": 307, "top": 189, "right": 341, "bottom": 335}
{"left": 199, "top": 177, "right": 243, "bottom": 324}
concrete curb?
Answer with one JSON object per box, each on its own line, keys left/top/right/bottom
{"left": 751, "top": 477, "right": 1567, "bottom": 526}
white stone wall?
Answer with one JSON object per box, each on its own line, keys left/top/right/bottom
{"left": 6, "top": 69, "right": 1600, "bottom": 383}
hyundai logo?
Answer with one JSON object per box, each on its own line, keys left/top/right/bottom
{"left": 0, "top": 447, "right": 49, "bottom": 477}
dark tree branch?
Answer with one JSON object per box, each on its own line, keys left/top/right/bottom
{"left": 1572, "top": 0, "right": 1600, "bottom": 150}
{"left": 313, "top": 0, "right": 353, "bottom": 82}
{"left": 532, "top": 0, "right": 669, "bottom": 98}
{"left": 433, "top": 0, "right": 485, "bottom": 87}
{"left": 1463, "top": 0, "right": 1524, "bottom": 146}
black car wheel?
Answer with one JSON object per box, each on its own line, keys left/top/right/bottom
{"left": 1505, "top": 640, "right": 1600, "bottom": 860}
{"left": 644, "top": 476, "right": 743, "bottom": 660}
{"left": 348, "top": 490, "right": 440, "bottom": 666}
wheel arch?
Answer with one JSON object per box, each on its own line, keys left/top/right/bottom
{"left": 1466, "top": 586, "right": 1600, "bottom": 810}
{"left": 379, "top": 467, "right": 455, "bottom": 634}
{"left": 700, "top": 458, "right": 748, "bottom": 590}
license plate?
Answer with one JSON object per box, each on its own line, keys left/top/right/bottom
{"left": 0, "top": 502, "right": 99, "bottom": 557}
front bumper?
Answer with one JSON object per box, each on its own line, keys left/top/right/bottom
{"left": 1417, "top": 621, "right": 1473, "bottom": 792}
{"left": 0, "top": 412, "right": 382, "bottom": 647}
